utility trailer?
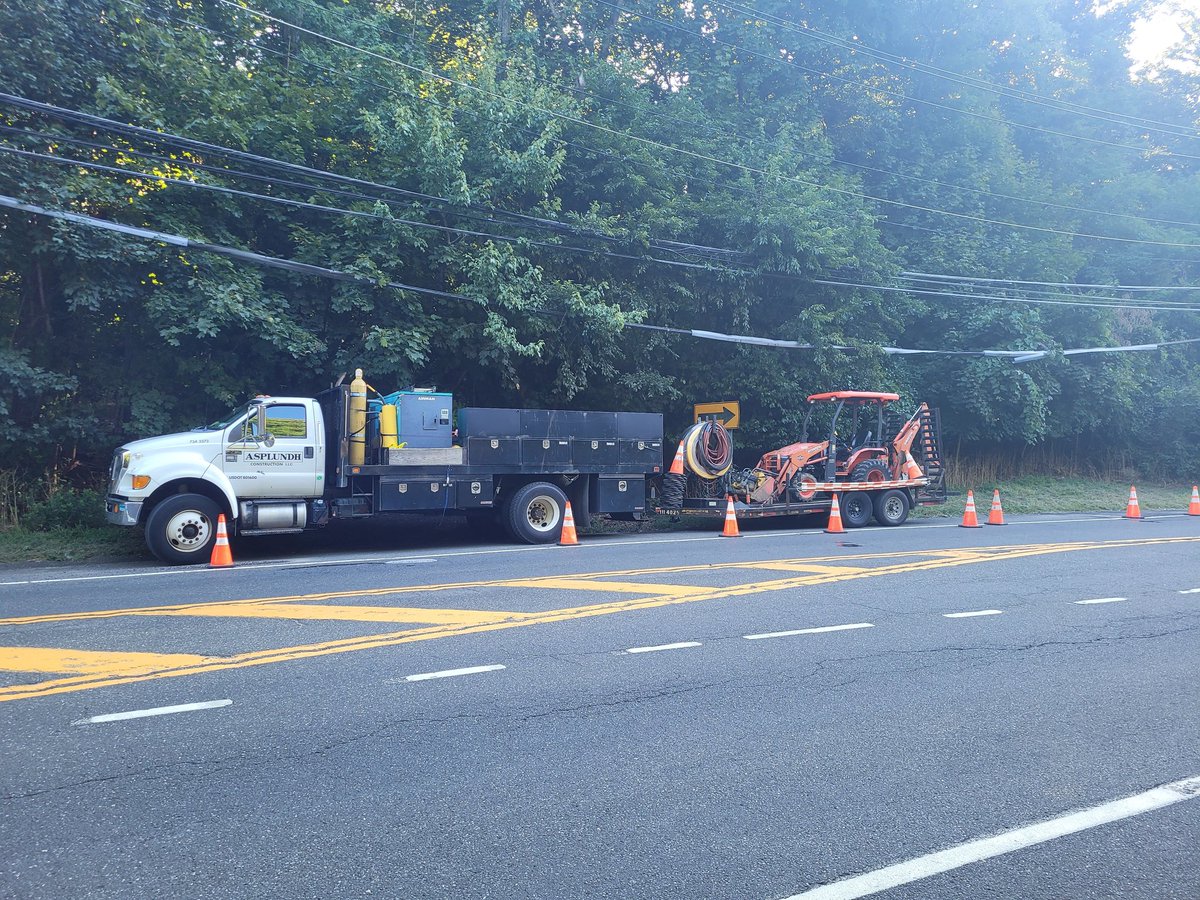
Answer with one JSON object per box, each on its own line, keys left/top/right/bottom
{"left": 659, "top": 391, "right": 946, "bottom": 527}
{"left": 105, "top": 379, "right": 662, "bottom": 564}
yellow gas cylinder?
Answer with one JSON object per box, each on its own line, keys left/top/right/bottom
{"left": 379, "top": 403, "right": 399, "bottom": 449}
{"left": 349, "top": 367, "right": 368, "bottom": 465}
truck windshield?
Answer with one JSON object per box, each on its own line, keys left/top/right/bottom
{"left": 195, "top": 407, "right": 246, "bottom": 432}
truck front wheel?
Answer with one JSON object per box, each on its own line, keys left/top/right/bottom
{"left": 505, "top": 482, "right": 568, "bottom": 544}
{"left": 145, "top": 493, "right": 222, "bottom": 564}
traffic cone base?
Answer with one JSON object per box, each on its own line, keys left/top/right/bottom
{"left": 1188, "top": 485, "right": 1200, "bottom": 517}
{"left": 559, "top": 500, "right": 580, "bottom": 546}
{"left": 1124, "top": 485, "right": 1142, "bottom": 520}
{"left": 824, "top": 493, "right": 845, "bottom": 534}
{"left": 209, "top": 513, "right": 234, "bottom": 567}
{"left": 960, "top": 490, "right": 982, "bottom": 528}
{"left": 986, "top": 489, "right": 1006, "bottom": 526}
{"left": 721, "top": 495, "right": 741, "bottom": 537}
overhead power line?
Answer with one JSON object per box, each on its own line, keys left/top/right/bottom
{"left": 900, "top": 271, "right": 1200, "bottom": 293}
{"left": 211, "top": 2, "right": 1200, "bottom": 250}
{"left": 626, "top": 322, "right": 1200, "bottom": 363}
{"left": 0, "top": 193, "right": 478, "bottom": 303}
{"left": 811, "top": 279, "right": 1200, "bottom": 313}
{"left": 716, "top": 0, "right": 1200, "bottom": 140}
{"left": 594, "top": 0, "right": 1200, "bottom": 162}
{"left": 0, "top": 143, "right": 736, "bottom": 272}
{"left": 14, "top": 191, "right": 1189, "bottom": 363}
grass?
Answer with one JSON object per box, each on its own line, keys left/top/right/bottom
{"left": 919, "top": 476, "right": 1195, "bottom": 517}
{"left": 0, "top": 526, "right": 147, "bottom": 565}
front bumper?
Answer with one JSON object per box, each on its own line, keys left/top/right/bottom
{"left": 105, "top": 495, "right": 143, "bottom": 527}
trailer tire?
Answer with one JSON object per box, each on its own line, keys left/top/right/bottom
{"left": 841, "top": 491, "right": 874, "bottom": 528}
{"left": 145, "top": 493, "right": 222, "bottom": 564}
{"left": 873, "top": 489, "right": 910, "bottom": 526}
{"left": 505, "top": 481, "right": 568, "bottom": 544}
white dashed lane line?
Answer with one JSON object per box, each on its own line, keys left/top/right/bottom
{"left": 404, "top": 664, "right": 506, "bottom": 682}
{"left": 942, "top": 609, "right": 1004, "bottom": 618}
{"left": 783, "top": 774, "right": 1200, "bottom": 900}
{"left": 71, "top": 699, "right": 232, "bottom": 725}
{"left": 1075, "top": 597, "right": 1126, "bottom": 605}
{"left": 625, "top": 642, "right": 702, "bottom": 654}
{"left": 744, "top": 623, "right": 874, "bottom": 640}
{"left": 1179, "top": 587, "right": 1200, "bottom": 594}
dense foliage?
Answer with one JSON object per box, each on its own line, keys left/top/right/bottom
{"left": 2, "top": 0, "right": 1198, "bottom": 483}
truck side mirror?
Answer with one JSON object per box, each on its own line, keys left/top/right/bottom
{"left": 252, "top": 403, "right": 276, "bottom": 447}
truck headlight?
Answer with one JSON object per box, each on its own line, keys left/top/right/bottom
{"left": 122, "top": 451, "right": 131, "bottom": 469}
{"left": 131, "top": 475, "right": 152, "bottom": 490}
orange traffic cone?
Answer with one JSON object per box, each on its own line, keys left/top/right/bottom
{"left": 986, "top": 489, "right": 1006, "bottom": 526}
{"left": 209, "top": 514, "right": 234, "bottom": 567}
{"left": 903, "top": 453, "right": 923, "bottom": 481}
{"left": 559, "top": 500, "right": 580, "bottom": 546}
{"left": 1124, "top": 485, "right": 1142, "bottom": 520}
{"left": 721, "top": 495, "right": 741, "bottom": 537}
{"left": 960, "top": 490, "right": 982, "bottom": 528}
{"left": 824, "top": 493, "right": 845, "bottom": 534}
{"left": 1188, "top": 485, "right": 1200, "bottom": 517}
{"left": 669, "top": 440, "right": 686, "bottom": 476}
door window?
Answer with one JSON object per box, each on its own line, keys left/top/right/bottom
{"left": 264, "top": 404, "right": 307, "bottom": 439}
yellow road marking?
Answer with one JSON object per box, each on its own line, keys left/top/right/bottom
{"left": 4, "top": 535, "right": 1197, "bottom": 703}
{"left": 155, "top": 604, "right": 526, "bottom": 625}
{"left": 740, "top": 562, "right": 871, "bottom": 574}
{"left": 502, "top": 578, "right": 712, "bottom": 596}
{"left": 0, "top": 647, "right": 211, "bottom": 676}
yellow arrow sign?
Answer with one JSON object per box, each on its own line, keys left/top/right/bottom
{"left": 694, "top": 401, "right": 740, "bottom": 429}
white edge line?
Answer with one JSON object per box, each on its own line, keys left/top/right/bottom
{"left": 625, "top": 641, "right": 702, "bottom": 654}
{"left": 942, "top": 609, "right": 1004, "bottom": 618}
{"left": 72, "top": 698, "right": 232, "bottom": 725}
{"left": 404, "top": 664, "right": 506, "bottom": 682}
{"left": 744, "top": 623, "right": 874, "bottom": 640}
{"left": 2, "top": 514, "right": 1187, "bottom": 588}
{"left": 783, "top": 774, "right": 1200, "bottom": 900}
{"left": 1074, "top": 597, "right": 1127, "bottom": 604}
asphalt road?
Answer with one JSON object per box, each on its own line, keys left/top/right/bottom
{"left": 2, "top": 512, "right": 1199, "bottom": 899}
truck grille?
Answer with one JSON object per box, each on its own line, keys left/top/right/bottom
{"left": 109, "top": 451, "right": 124, "bottom": 492}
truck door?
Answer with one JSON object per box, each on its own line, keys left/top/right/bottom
{"left": 223, "top": 401, "right": 321, "bottom": 498}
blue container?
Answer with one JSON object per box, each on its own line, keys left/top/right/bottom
{"left": 375, "top": 390, "right": 453, "bottom": 448}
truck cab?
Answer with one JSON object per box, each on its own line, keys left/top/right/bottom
{"left": 106, "top": 397, "right": 325, "bottom": 564}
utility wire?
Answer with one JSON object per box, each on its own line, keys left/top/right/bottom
{"left": 593, "top": 0, "right": 1200, "bottom": 162}
{"left": 625, "top": 322, "right": 1200, "bottom": 362}
{"left": 253, "top": 0, "right": 1200, "bottom": 234}
{"left": 716, "top": 0, "right": 1200, "bottom": 139}
{"left": 12, "top": 190, "right": 1188, "bottom": 363}
{"left": 900, "top": 270, "right": 1200, "bottom": 293}
{"left": 213, "top": 2, "right": 1200, "bottom": 249}
{"left": 811, "top": 279, "right": 1200, "bottom": 313}
{"left": 0, "top": 142, "right": 736, "bottom": 272}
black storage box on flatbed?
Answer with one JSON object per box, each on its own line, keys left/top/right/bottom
{"left": 458, "top": 407, "right": 663, "bottom": 472}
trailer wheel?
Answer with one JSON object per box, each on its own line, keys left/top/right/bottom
{"left": 873, "top": 489, "right": 910, "bottom": 526}
{"left": 144, "top": 493, "right": 222, "bottom": 564}
{"left": 841, "top": 491, "right": 874, "bottom": 528}
{"left": 506, "top": 481, "right": 568, "bottom": 544}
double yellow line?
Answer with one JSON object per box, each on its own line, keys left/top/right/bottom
{"left": 0, "top": 536, "right": 1194, "bottom": 703}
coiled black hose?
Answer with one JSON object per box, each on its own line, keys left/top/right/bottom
{"left": 682, "top": 420, "right": 733, "bottom": 479}
{"left": 660, "top": 472, "right": 686, "bottom": 509}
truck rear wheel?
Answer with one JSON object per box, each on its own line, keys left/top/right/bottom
{"left": 873, "top": 489, "right": 910, "bottom": 526}
{"left": 505, "top": 481, "right": 568, "bottom": 544}
{"left": 841, "top": 491, "right": 874, "bottom": 528}
{"left": 145, "top": 493, "right": 222, "bottom": 564}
